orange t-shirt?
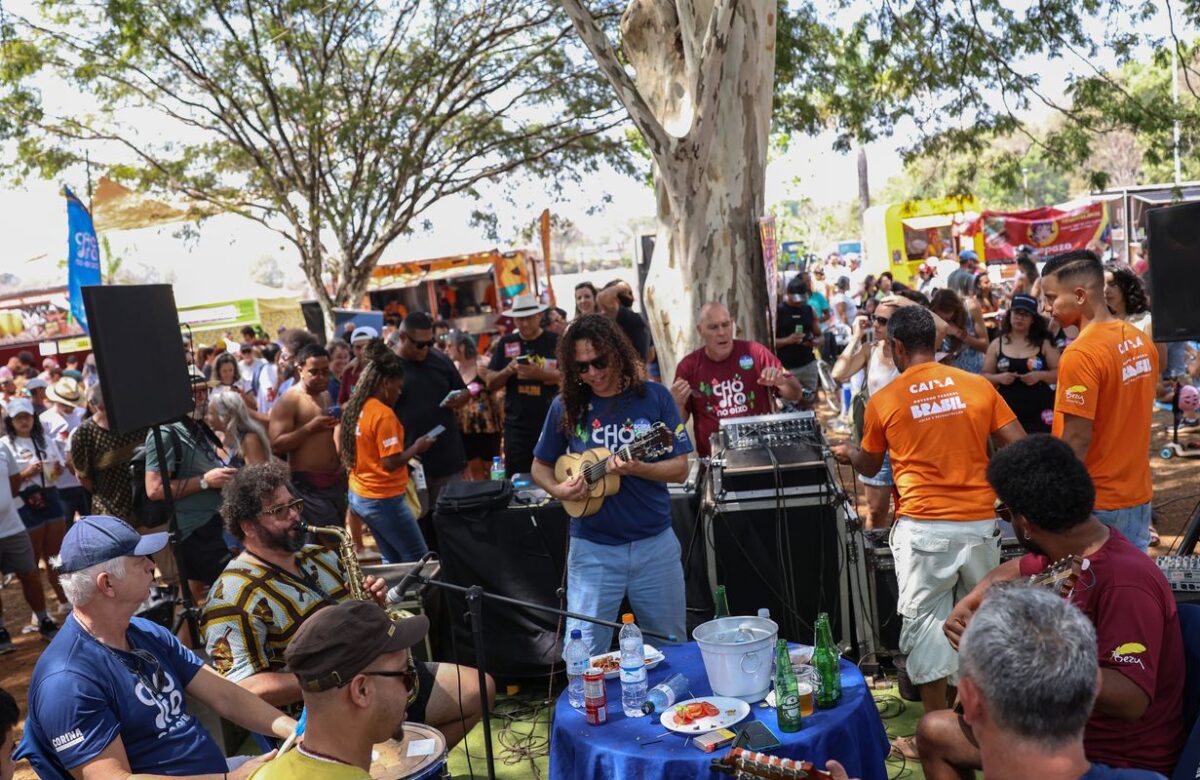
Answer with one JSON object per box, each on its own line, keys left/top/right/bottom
{"left": 1051, "top": 319, "right": 1158, "bottom": 510}
{"left": 862, "top": 362, "right": 1017, "bottom": 521}
{"left": 348, "top": 397, "right": 408, "bottom": 499}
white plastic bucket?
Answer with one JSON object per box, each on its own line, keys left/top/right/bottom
{"left": 693, "top": 616, "right": 779, "bottom": 702}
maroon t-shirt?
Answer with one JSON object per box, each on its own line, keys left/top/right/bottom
{"left": 337, "top": 363, "right": 364, "bottom": 405}
{"left": 674, "top": 340, "right": 783, "bottom": 457}
{"left": 1018, "top": 529, "right": 1185, "bottom": 773}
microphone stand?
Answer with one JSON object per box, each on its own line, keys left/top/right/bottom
{"left": 398, "top": 572, "right": 678, "bottom": 780}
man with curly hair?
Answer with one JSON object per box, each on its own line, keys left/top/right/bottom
{"left": 530, "top": 314, "right": 692, "bottom": 655}
{"left": 1042, "top": 251, "right": 1159, "bottom": 550}
{"left": 202, "top": 462, "right": 493, "bottom": 749}
{"left": 918, "top": 434, "right": 1184, "bottom": 777}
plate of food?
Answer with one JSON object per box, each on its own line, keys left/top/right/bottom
{"left": 660, "top": 696, "right": 750, "bottom": 734}
{"left": 588, "top": 644, "right": 665, "bottom": 679}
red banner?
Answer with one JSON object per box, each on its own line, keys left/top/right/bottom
{"left": 968, "top": 202, "right": 1107, "bottom": 263}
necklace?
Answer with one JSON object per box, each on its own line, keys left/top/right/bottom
{"left": 298, "top": 742, "right": 355, "bottom": 767}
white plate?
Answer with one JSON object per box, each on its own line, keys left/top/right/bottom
{"left": 588, "top": 644, "right": 665, "bottom": 680}
{"left": 659, "top": 696, "right": 750, "bottom": 734}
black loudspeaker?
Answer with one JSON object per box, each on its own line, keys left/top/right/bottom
{"left": 433, "top": 501, "right": 570, "bottom": 678}
{"left": 709, "top": 502, "right": 841, "bottom": 646}
{"left": 1148, "top": 201, "right": 1200, "bottom": 342}
{"left": 82, "top": 285, "right": 191, "bottom": 435}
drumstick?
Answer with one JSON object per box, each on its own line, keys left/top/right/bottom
{"left": 275, "top": 708, "right": 307, "bottom": 758}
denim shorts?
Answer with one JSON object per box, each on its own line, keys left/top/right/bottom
{"left": 859, "top": 451, "right": 894, "bottom": 487}
{"left": 1094, "top": 502, "right": 1152, "bottom": 552}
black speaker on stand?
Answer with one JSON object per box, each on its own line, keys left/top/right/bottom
{"left": 1148, "top": 201, "right": 1200, "bottom": 342}
{"left": 82, "top": 284, "right": 201, "bottom": 644}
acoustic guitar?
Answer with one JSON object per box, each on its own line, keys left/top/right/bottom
{"left": 1028, "top": 554, "right": 1090, "bottom": 599}
{"left": 554, "top": 422, "right": 675, "bottom": 517}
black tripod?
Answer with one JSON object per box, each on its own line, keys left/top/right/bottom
{"left": 396, "top": 571, "right": 679, "bottom": 780}
{"left": 149, "top": 422, "right": 202, "bottom": 646}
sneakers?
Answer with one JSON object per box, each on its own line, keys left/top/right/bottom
{"left": 38, "top": 617, "right": 59, "bottom": 639}
{"left": 0, "top": 627, "right": 13, "bottom": 654}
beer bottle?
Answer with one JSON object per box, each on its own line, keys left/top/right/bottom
{"left": 813, "top": 613, "right": 841, "bottom": 708}
{"left": 773, "top": 639, "right": 802, "bottom": 732}
{"left": 713, "top": 585, "right": 730, "bottom": 619}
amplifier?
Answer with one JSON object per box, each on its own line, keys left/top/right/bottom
{"left": 718, "top": 411, "right": 821, "bottom": 450}
{"left": 710, "top": 412, "right": 832, "bottom": 507}
{"left": 1157, "top": 555, "right": 1200, "bottom": 592}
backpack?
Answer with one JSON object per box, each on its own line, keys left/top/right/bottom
{"left": 435, "top": 478, "right": 512, "bottom": 523}
{"left": 129, "top": 427, "right": 183, "bottom": 529}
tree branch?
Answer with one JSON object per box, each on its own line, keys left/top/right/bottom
{"left": 556, "top": 0, "right": 672, "bottom": 161}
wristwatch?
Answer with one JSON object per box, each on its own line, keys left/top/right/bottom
{"left": 200, "top": 478, "right": 210, "bottom": 490}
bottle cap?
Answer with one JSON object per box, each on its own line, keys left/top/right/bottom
{"left": 641, "top": 701, "right": 655, "bottom": 714}
{"left": 570, "top": 629, "right": 582, "bottom": 639}
{"left": 621, "top": 613, "right": 634, "bottom": 624}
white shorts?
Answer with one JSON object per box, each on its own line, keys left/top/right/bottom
{"left": 889, "top": 517, "right": 1000, "bottom": 686}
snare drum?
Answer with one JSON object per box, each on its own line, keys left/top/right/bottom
{"left": 370, "top": 723, "right": 448, "bottom": 779}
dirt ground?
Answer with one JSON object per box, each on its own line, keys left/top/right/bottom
{"left": 3, "top": 410, "right": 1198, "bottom": 779}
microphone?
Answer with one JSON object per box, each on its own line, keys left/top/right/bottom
{"left": 386, "top": 552, "right": 436, "bottom": 604}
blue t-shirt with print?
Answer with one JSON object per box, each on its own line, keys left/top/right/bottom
{"left": 17, "top": 615, "right": 226, "bottom": 780}
{"left": 533, "top": 381, "right": 692, "bottom": 546}
{"left": 1080, "top": 766, "right": 1166, "bottom": 779}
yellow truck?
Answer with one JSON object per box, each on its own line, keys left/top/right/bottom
{"left": 862, "top": 196, "right": 986, "bottom": 286}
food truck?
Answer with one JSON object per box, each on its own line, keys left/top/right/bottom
{"left": 862, "top": 196, "right": 986, "bottom": 286}
{"left": 366, "top": 249, "right": 547, "bottom": 343}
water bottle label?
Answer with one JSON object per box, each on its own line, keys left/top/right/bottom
{"left": 620, "top": 665, "right": 647, "bottom": 684}
{"left": 567, "top": 660, "right": 589, "bottom": 674}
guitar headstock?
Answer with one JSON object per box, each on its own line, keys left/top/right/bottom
{"left": 1029, "top": 554, "right": 1090, "bottom": 599}
{"left": 629, "top": 421, "right": 673, "bottom": 460}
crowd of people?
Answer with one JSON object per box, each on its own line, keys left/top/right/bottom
{"left": 0, "top": 246, "right": 1193, "bottom": 779}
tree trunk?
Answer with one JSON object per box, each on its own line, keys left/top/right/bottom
{"left": 857, "top": 147, "right": 870, "bottom": 226}
{"left": 616, "top": 0, "right": 777, "bottom": 383}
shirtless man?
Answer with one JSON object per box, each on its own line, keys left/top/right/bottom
{"left": 268, "top": 343, "right": 346, "bottom": 531}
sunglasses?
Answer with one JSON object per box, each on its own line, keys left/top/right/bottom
{"left": 575, "top": 355, "right": 609, "bottom": 374}
{"left": 262, "top": 498, "right": 304, "bottom": 518}
{"left": 128, "top": 648, "right": 169, "bottom": 697}
{"left": 361, "top": 658, "right": 416, "bottom": 691}
{"left": 407, "top": 338, "right": 436, "bottom": 349}
{"left": 872, "top": 316, "right": 889, "bottom": 325}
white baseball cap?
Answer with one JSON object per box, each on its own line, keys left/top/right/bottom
{"left": 350, "top": 326, "right": 379, "bottom": 344}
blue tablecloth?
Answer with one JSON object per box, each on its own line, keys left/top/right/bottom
{"left": 549, "top": 641, "right": 890, "bottom": 780}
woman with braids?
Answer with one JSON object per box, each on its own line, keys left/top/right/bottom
{"left": 336, "top": 339, "right": 434, "bottom": 563}
{"left": 530, "top": 314, "right": 693, "bottom": 655}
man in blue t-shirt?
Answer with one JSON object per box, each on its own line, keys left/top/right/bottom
{"left": 531, "top": 314, "right": 693, "bottom": 655}
{"left": 17, "top": 515, "right": 295, "bottom": 780}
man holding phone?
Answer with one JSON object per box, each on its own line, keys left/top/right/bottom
{"left": 488, "top": 294, "right": 561, "bottom": 474}
{"left": 392, "top": 312, "right": 471, "bottom": 521}
{"left": 269, "top": 343, "right": 347, "bottom": 533}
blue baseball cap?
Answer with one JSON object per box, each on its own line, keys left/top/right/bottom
{"left": 58, "top": 516, "right": 169, "bottom": 573}
{"left": 959, "top": 250, "right": 979, "bottom": 263}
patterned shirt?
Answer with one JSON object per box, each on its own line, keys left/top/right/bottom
{"left": 201, "top": 546, "right": 350, "bottom": 704}
{"left": 68, "top": 419, "right": 147, "bottom": 522}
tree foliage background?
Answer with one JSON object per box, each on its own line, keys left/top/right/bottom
{"left": 0, "top": 0, "right": 631, "bottom": 328}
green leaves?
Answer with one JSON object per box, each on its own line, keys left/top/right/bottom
{"left": 0, "top": 0, "right": 628, "bottom": 309}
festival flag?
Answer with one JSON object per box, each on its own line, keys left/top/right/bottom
{"left": 65, "top": 187, "right": 102, "bottom": 334}
{"left": 966, "top": 201, "right": 1108, "bottom": 263}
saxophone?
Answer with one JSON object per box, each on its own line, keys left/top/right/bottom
{"left": 300, "top": 523, "right": 409, "bottom": 621}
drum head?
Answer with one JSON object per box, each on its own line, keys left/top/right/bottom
{"left": 370, "top": 723, "right": 447, "bottom": 779}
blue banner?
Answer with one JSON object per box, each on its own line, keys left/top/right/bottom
{"left": 65, "top": 187, "right": 101, "bottom": 334}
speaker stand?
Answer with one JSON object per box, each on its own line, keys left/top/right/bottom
{"left": 150, "top": 423, "right": 202, "bottom": 646}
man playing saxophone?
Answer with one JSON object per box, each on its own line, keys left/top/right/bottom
{"left": 201, "top": 462, "right": 494, "bottom": 748}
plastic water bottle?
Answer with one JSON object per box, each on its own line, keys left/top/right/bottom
{"left": 490, "top": 456, "right": 505, "bottom": 481}
{"left": 641, "top": 673, "right": 689, "bottom": 715}
{"left": 618, "top": 613, "right": 647, "bottom": 717}
{"left": 563, "top": 629, "right": 589, "bottom": 710}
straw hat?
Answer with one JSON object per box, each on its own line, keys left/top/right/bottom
{"left": 501, "top": 293, "right": 548, "bottom": 318}
{"left": 46, "top": 377, "right": 85, "bottom": 408}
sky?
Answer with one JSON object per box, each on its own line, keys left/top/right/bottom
{"left": 0, "top": 0, "right": 1188, "bottom": 296}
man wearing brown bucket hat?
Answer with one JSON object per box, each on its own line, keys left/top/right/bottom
{"left": 249, "top": 601, "right": 428, "bottom": 779}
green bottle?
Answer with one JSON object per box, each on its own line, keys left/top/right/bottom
{"left": 773, "top": 639, "right": 802, "bottom": 732}
{"left": 812, "top": 613, "right": 842, "bottom": 708}
{"left": 713, "top": 585, "right": 730, "bottom": 619}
